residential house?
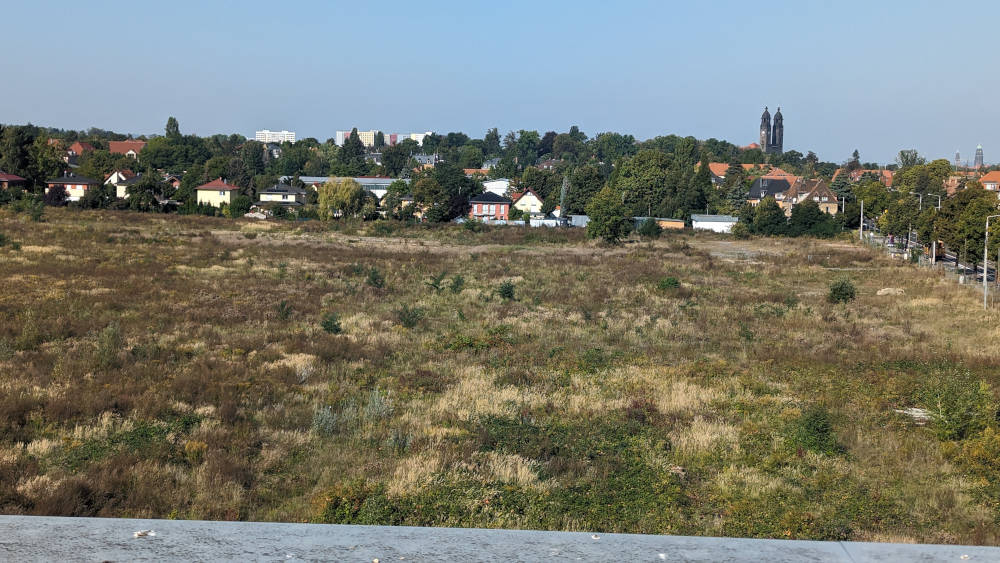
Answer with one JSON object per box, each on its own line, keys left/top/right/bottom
{"left": 64, "top": 141, "right": 95, "bottom": 166}
{"left": 512, "top": 189, "right": 544, "bottom": 216}
{"left": 258, "top": 183, "right": 307, "bottom": 206}
{"left": 279, "top": 176, "right": 409, "bottom": 201}
{"left": 747, "top": 177, "right": 793, "bottom": 207}
{"left": 831, "top": 168, "right": 894, "bottom": 187}
{"left": 164, "top": 173, "right": 183, "bottom": 190}
{"left": 0, "top": 170, "right": 26, "bottom": 189}
{"left": 691, "top": 214, "right": 738, "bottom": 233}
{"left": 108, "top": 140, "right": 147, "bottom": 159}
{"left": 196, "top": 178, "right": 241, "bottom": 207}
{"left": 980, "top": 171, "right": 1000, "bottom": 192}
{"left": 67, "top": 141, "right": 95, "bottom": 158}
{"left": 45, "top": 172, "right": 100, "bottom": 202}
{"left": 778, "top": 179, "right": 838, "bottom": 216}
{"left": 468, "top": 192, "right": 511, "bottom": 221}
{"left": 537, "top": 159, "right": 561, "bottom": 170}
{"left": 413, "top": 154, "right": 438, "bottom": 167}
{"left": 264, "top": 143, "right": 282, "bottom": 160}
{"left": 483, "top": 178, "right": 510, "bottom": 196}
{"left": 483, "top": 157, "right": 501, "bottom": 170}
{"left": 569, "top": 215, "right": 590, "bottom": 228}
{"left": 463, "top": 168, "right": 489, "bottom": 177}
{"left": 104, "top": 169, "right": 138, "bottom": 198}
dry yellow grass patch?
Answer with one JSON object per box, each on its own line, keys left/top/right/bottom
{"left": 264, "top": 352, "right": 317, "bottom": 374}
{"left": 457, "top": 451, "right": 545, "bottom": 489}
{"left": 387, "top": 451, "right": 444, "bottom": 497}
{"left": 430, "top": 366, "right": 544, "bottom": 422}
{"left": 714, "top": 465, "right": 795, "bottom": 499}
{"left": 670, "top": 416, "right": 739, "bottom": 456}
{"left": 20, "top": 245, "right": 62, "bottom": 253}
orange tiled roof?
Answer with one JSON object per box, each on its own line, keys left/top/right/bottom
{"left": 109, "top": 140, "right": 147, "bottom": 155}
{"left": 980, "top": 171, "right": 1000, "bottom": 184}
{"left": 195, "top": 177, "right": 239, "bottom": 191}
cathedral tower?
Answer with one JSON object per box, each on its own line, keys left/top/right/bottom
{"left": 771, "top": 107, "right": 783, "bottom": 154}
{"left": 760, "top": 107, "right": 771, "bottom": 150}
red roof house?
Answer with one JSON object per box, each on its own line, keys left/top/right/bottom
{"left": 0, "top": 170, "right": 26, "bottom": 189}
{"left": 109, "top": 140, "right": 147, "bottom": 158}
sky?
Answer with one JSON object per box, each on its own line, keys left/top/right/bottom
{"left": 2, "top": 0, "right": 997, "bottom": 164}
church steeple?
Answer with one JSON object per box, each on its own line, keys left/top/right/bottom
{"left": 771, "top": 107, "right": 783, "bottom": 154}
{"left": 760, "top": 107, "right": 771, "bottom": 150}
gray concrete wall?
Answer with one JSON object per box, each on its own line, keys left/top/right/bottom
{"left": 1, "top": 516, "right": 997, "bottom": 562}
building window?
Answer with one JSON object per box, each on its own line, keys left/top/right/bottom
{"left": 219, "top": 191, "right": 225, "bottom": 196}
{"left": 282, "top": 194, "right": 288, "bottom": 200}
{"left": 822, "top": 196, "right": 828, "bottom": 202}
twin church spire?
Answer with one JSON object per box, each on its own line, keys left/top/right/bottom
{"left": 759, "top": 106, "right": 784, "bottom": 155}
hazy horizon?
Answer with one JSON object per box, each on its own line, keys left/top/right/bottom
{"left": 3, "top": 0, "right": 996, "bottom": 165}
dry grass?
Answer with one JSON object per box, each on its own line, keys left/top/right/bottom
{"left": 2, "top": 207, "right": 1000, "bottom": 543}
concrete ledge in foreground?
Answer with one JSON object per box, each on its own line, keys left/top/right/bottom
{"left": 1, "top": 515, "right": 997, "bottom": 562}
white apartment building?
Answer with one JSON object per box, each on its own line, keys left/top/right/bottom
{"left": 335, "top": 130, "right": 433, "bottom": 147}
{"left": 255, "top": 130, "right": 296, "bottom": 143}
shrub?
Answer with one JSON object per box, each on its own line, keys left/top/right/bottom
{"left": 498, "top": 280, "right": 516, "bottom": 300}
{"left": 827, "top": 278, "right": 856, "bottom": 304}
{"left": 95, "top": 322, "right": 124, "bottom": 370}
{"left": 921, "top": 371, "right": 995, "bottom": 441}
{"left": 276, "top": 300, "right": 293, "bottom": 321}
{"left": 0, "top": 233, "right": 7, "bottom": 247}
{"left": 791, "top": 406, "right": 841, "bottom": 455}
{"left": 450, "top": 274, "right": 465, "bottom": 294}
{"left": 425, "top": 271, "right": 448, "bottom": 293}
{"left": 463, "top": 219, "right": 484, "bottom": 233}
{"left": 366, "top": 266, "right": 385, "bottom": 289}
{"left": 730, "top": 222, "right": 751, "bottom": 239}
{"left": 312, "top": 405, "right": 340, "bottom": 437}
{"left": 637, "top": 218, "right": 662, "bottom": 239}
{"left": 364, "top": 388, "right": 394, "bottom": 420}
{"left": 321, "top": 312, "right": 342, "bottom": 334}
{"left": 657, "top": 277, "right": 680, "bottom": 291}
{"left": 395, "top": 305, "right": 424, "bottom": 329}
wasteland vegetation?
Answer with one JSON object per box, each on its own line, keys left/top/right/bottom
{"left": 2, "top": 208, "right": 1000, "bottom": 545}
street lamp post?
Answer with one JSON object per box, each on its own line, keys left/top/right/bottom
{"left": 908, "top": 192, "right": 923, "bottom": 211}
{"left": 985, "top": 214, "right": 1000, "bottom": 310}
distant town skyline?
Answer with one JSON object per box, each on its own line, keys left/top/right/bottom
{"left": 2, "top": 1, "right": 997, "bottom": 165}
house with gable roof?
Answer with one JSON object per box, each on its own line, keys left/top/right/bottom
{"left": 0, "top": 170, "right": 26, "bottom": 189}
{"left": 512, "top": 188, "right": 544, "bottom": 216}
{"left": 196, "top": 178, "right": 241, "bottom": 207}
{"left": 109, "top": 140, "right": 147, "bottom": 159}
{"left": 469, "top": 192, "right": 511, "bottom": 221}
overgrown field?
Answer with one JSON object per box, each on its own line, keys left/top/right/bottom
{"left": 2, "top": 208, "right": 1000, "bottom": 544}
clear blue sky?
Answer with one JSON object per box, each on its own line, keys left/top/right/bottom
{"left": 3, "top": 0, "right": 996, "bottom": 164}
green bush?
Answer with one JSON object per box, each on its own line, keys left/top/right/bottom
{"left": 498, "top": 280, "right": 516, "bottom": 300}
{"left": 827, "top": 278, "right": 856, "bottom": 304}
{"left": 730, "top": 222, "right": 751, "bottom": 239}
{"left": 921, "top": 371, "right": 995, "bottom": 441}
{"left": 657, "top": 277, "right": 680, "bottom": 290}
{"left": 321, "top": 312, "right": 342, "bottom": 334}
{"left": 450, "top": 274, "right": 465, "bottom": 294}
{"left": 637, "top": 218, "right": 662, "bottom": 239}
{"left": 276, "top": 300, "right": 293, "bottom": 320}
{"left": 791, "top": 406, "right": 841, "bottom": 455}
{"left": 95, "top": 322, "right": 124, "bottom": 370}
{"left": 366, "top": 266, "right": 385, "bottom": 289}
{"left": 0, "top": 233, "right": 7, "bottom": 247}
{"left": 395, "top": 305, "right": 424, "bottom": 329}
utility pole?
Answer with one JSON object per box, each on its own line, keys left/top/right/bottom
{"left": 858, "top": 200, "right": 864, "bottom": 242}
{"left": 985, "top": 215, "right": 1000, "bottom": 310}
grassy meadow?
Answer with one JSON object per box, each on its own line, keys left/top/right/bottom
{"left": 2, "top": 207, "right": 1000, "bottom": 544}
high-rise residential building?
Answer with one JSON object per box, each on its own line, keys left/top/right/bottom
{"left": 955, "top": 151, "right": 961, "bottom": 168}
{"left": 974, "top": 145, "right": 984, "bottom": 169}
{"left": 255, "top": 130, "right": 296, "bottom": 143}
{"left": 335, "top": 130, "right": 433, "bottom": 148}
